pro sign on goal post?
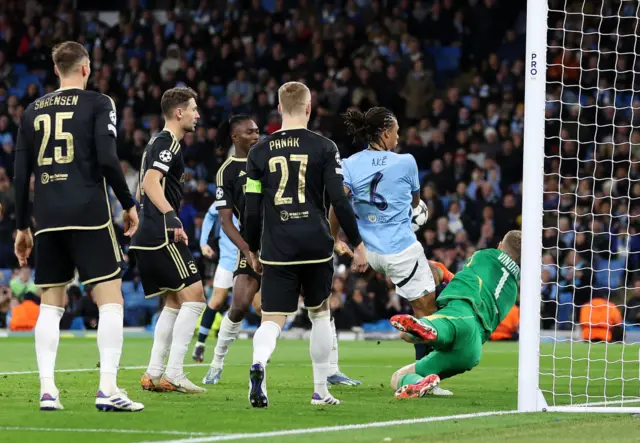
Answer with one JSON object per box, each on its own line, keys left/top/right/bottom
{"left": 519, "top": 0, "right": 640, "bottom": 413}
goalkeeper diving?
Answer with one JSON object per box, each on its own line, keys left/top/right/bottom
{"left": 390, "top": 230, "right": 521, "bottom": 398}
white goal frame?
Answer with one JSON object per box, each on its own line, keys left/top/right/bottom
{"left": 518, "top": 0, "right": 640, "bottom": 414}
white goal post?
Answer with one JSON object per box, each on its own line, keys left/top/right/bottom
{"left": 518, "top": 0, "right": 640, "bottom": 413}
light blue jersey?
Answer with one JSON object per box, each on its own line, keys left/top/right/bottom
{"left": 201, "top": 203, "right": 239, "bottom": 272}
{"left": 342, "top": 150, "right": 419, "bottom": 255}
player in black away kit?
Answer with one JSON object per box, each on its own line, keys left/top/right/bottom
{"left": 190, "top": 115, "right": 262, "bottom": 384}
{"left": 133, "top": 87, "right": 207, "bottom": 394}
{"left": 244, "top": 82, "right": 368, "bottom": 407}
{"left": 13, "top": 41, "right": 143, "bottom": 412}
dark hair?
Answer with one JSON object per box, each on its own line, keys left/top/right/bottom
{"left": 52, "top": 41, "right": 89, "bottom": 75}
{"left": 161, "top": 87, "right": 197, "bottom": 118}
{"left": 343, "top": 107, "right": 396, "bottom": 147}
{"left": 215, "top": 114, "right": 252, "bottom": 151}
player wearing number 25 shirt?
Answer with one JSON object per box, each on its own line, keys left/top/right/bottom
{"left": 14, "top": 54, "right": 135, "bottom": 288}
{"left": 13, "top": 41, "right": 143, "bottom": 413}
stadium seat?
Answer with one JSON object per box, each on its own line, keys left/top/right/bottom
{"left": 440, "top": 196, "right": 451, "bottom": 211}
{"left": 17, "top": 75, "right": 41, "bottom": 92}
{"left": 7, "top": 87, "right": 25, "bottom": 98}
{"left": 69, "top": 316, "right": 85, "bottom": 330}
{"left": 12, "top": 63, "right": 27, "bottom": 76}
{"left": 241, "top": 319, "right": 258, "bottom": 332}
{"left": 0, "top": 269, "right": 12, "bottom": 285}
{"left": 437, "top": 46, "right": 462, "bottom": 73}
{"left": 362, "top": 320, "right": 395, "bottom": 333}
{"left": 209, "top": 85, "right": 225, "bottom": 100}
{"left": 121, "top": 281, "right": 136, "bottom": 297}
{"left": 593, "top": 255, "right": 625, "bottom": 290}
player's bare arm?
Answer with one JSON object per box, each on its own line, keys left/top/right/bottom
{"left": 142, "top": 168, "right": 187, "bottom": 243}
{"left": 219, "top": 206, "right": 253, "bottom": 266}
{"left": 324, "top": 151, "right": 367, "bottom": 272}
{"left": 411, "top": 192, "right": 421, "bottom": 208}
{"left": 329, "top": 203, "right": 353, "bottom": 258}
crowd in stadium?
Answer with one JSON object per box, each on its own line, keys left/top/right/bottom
{"left": 0, "top": 0, "right": 637, "bottom": 336}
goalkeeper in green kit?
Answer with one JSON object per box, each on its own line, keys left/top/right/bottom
{"left": 389, "top": 230, "right": 521, "bottom": 398}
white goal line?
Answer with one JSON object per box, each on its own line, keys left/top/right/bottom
{"left": 0, "top": 363, "right": 513, "bottom": 377}
{"left": 0, "top": 427, "right": 220, "bottom": 436}
{"left": 139, "top": 410, "right": 520, "bottom": 443}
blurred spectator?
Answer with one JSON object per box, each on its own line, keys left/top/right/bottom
{"left": 0, "top": 285, "right": 12, "bottom": 327}
{"left": 579, "top": 298, "right": 623, "bottom": 343}
{"left": 10, "top": 267, "right": 37, "bottom": 301}
{"left": 9, "top": 291, "right": 39, "bottom": 331}
{"left": 490, "top": 304, "right": 519, "bottom": 341}
{"left": 2, "top": 0, "right": 630, "bottom": 333}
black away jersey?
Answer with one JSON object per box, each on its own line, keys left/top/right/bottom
{"left": 246, "top": 128, "right": 344, "bottom": 265}
{"left": 15, "top": 88, "right": 118, "bottom": 234}
{"left": 130, "top": 130, "right": 184, "bottom": 249}
{"left": 215, "top": 156, "right": 248, "bottom": 230}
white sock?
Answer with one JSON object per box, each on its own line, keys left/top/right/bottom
{"left": 252, "top": 321, "right": 281, "bottom": 366}
{"left": 97, "top": 303, "right": 123, "bottom": 395}
{"left": 211, "top": 315, "right": 242, "bottom": 368}
{"left": 35, "top": 304, "right": 64, "bottom": 396}
{"left": 309, "top": 311, "right": 332, "bottom": 398}
{"left": 329, "top": 318, "right": 339, "bottom": 375}
{"left": 147, "top": 306, "right": 179, "bottom": 377}
{"left": 165, "top": 302, "right": 205, "bottom": 380}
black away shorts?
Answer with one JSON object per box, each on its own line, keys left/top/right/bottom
{"left": 233, "top": 251, "right": 261, "bottom": 288}
{"left": 260, "top": 260, "right": 333, "bottom": 315}
{"left": 134, "top": 242, "right": 202, "bottom": 297}
{"left": 35, "top": 225, "right": 123, "bottom": 287}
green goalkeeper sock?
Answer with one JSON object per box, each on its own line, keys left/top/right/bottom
{"left": 399, "top": 373, "right": 423, "bottom": 387}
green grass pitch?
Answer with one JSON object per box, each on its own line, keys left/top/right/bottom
{"left": 0, "top": 337, "right": 638, "bottom": 443}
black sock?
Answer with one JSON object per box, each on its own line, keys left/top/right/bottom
{"left": 414, "top": 344, "right": 432, "bottom": 360}
{"left": 197, "top": 306, "right": 218, "bottom": 343}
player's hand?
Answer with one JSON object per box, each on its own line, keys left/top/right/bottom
{"left": 201, "top": 244, "right": 215, "bottom": 259}
{"left": 334, "top": 240, "right": 353, "bottom": 257}
{"left": 248, "top": 251, "right": 262, "bottom": 275}
{"left": 351, "top": 242, "right": 369, "bottom": 273}
{"left": 122, "top": 206, "right": 139, "bottom": 237}
{"left": 14, "top": 229, "right": 33, "bottom": 267}
{"left": 172, "top": 228, "right": 188, "bottom": 244}
{"left": 165, "top": 210, "right": 187, "bottom": 244}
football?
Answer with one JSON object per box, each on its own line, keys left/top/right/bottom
{"left": 411, "top": 200, "right": 429, "bottom": 232}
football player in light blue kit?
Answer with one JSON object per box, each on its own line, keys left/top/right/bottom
{"left": 330, "top": 107, "right": 451, "bottom": 396}
{"left": 331, "top": 107, "right": 436, "bottom": 318}
{"left": 191, "top": 202, "right": 239, "bottom": 363}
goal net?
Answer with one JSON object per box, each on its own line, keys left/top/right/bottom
{"left": 519, "top": 0, "right": 640, "bottom": 413}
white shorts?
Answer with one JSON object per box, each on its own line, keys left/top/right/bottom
{"left": 213, "top": 266, "right": 234, "bottom": 289}
{"left": 366, "top": 241, "right": 435, "bottom": 302}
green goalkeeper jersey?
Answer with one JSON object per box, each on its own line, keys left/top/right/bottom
{"left": 438, "top": 248, "right": 520, "bottom": 338}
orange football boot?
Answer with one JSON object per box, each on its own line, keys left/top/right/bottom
{"left": 390, "top": 314, "right": 438, "bottom": 342}
{"left": 140, "top": 373, "right": 165, "bottom": 392}
{"left": 395, "top": 374, "right": 441, "bottom": 399}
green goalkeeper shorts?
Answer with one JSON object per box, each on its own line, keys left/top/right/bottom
{"left": 414, "top": 299, "right": 483, "bottom": 380}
